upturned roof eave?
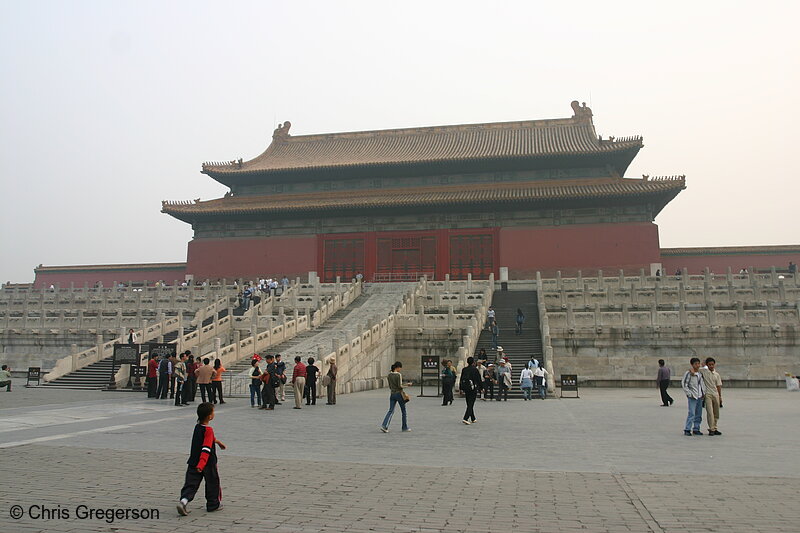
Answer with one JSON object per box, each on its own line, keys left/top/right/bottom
{"left": 162, "top": 183, "right": 682, "bottom": 225}
{"left": 201, "top": 144, "right": 643, "bottom": 185}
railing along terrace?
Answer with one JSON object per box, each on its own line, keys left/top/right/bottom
{"left": 44, "top": 294, "right": 232, "bottom": 382}
{"left": 545, "top": 301, "right": 800, "bottom": 330}
{"left": 0, "top": 309, "right": 194, "bottom": 331}
{"left": 541, "top": 284, "right": 800, "bottom": 307}
{"left": 537, "top": 269, "right": 797, "bottom": 293}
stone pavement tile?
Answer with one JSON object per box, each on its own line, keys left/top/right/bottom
{"left": 2, "top": 385, "right": 800, "bottom": 533}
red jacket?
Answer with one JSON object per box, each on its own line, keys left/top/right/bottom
{"left": 292, "top": 362, "right": 307, "bottom": 383}
{"left": 147, "top": 358, "right": 158, "bottom": 378}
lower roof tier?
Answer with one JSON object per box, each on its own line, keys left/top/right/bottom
{"left": 162, "top": 176, "right": 685, "bottom": 223}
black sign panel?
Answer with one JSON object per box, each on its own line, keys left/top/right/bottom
{"left": 130, "top": 365, "right": 147, "bottom": 378}
{"left": 421, "top": 356, "right": 440, "bottom": 370}
{"left": 113, "top": 344, "right": 139, "bottom": 365}
{"left": 27, "top": 367, "right": 41, "bottom": 385}
{"left": 419, "top": 355, "right": 441, "bottom": 397}
{"left": 561, "top": 374, "right": 578, "bottom": 390}
{"left": 148, "top": 343, "right": 177, "bottom": 359}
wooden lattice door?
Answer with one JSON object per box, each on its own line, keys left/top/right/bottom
{"left": 322, "top": 238, "right": 365, "bottom": 282}
{"left": 449, "top": 233, "right": 493, "bottom": 279}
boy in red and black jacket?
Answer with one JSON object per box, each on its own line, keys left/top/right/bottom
{"left": 177, "top": 402, "right": 226, "bottom": 515}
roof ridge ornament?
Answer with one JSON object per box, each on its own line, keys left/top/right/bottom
{"left": 570, "top": 100, "right": 593, "bottom": 123}
{"left": 273, "top": 121, "right": 292, "bottom": 142}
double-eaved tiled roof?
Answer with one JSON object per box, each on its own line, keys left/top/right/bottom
{"left": 162, "top": 176, "right": 685, "bottom": 222}
{"left": 201, "top": 102, "right": 642, "bottom": 177}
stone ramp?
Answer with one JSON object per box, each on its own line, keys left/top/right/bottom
{"left": 225, "top": 283, "right": 413, "bottom": 398}
{"left": 226, "top": 292, "right": 371, "bottom": 376}
{"left": 275, "top": 282, "right": 413, "bottom": 364}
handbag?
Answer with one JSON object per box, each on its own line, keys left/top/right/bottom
{"left": 401, "top": 391, "right": 410, "bottom": 403}
{"left": 322, "top": 375, "right": 331, "bottom": 387}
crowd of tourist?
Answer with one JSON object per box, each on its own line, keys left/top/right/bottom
{"left": 145, "top": 349, "right": 336, "bottom": 410}
{"left": 236, "top": 276, "right": 290, "bottom": 311}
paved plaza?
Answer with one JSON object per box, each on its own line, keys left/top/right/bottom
{"left": 1, "top": 381, "right": 799, "bottom": 532}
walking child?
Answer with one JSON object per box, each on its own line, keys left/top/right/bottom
{"left": 177, "top": 402, "right": 226, "bottom": 515}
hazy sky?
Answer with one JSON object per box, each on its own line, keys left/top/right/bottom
{"left": 1, "top": 1, "right": 798, "bottom": 283}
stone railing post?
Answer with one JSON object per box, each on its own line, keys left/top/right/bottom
{"left": 177, "top": 313, "right": 184, "bottom": 353}
{"left": 71, "top": 344, "right": 79, "bottom": 372}
{"left": 736, "top": 301, "right": 745, "bottom": 326}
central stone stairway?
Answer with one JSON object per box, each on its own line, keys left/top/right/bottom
{"left": 473, "top": 289, "right": 542, "bottom": 399}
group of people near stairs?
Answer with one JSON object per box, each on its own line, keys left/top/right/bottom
{"left": 147, "top": 351, "right": 227, "bottom": 407}
{"left": 380, "top": 352, "right": 549, "bottom": 434}
{"left": 472, "top": 346, "right": 550, "bottom": 402}
{"left": 145, "top": 348, "right": 338, "bottom": 410}
{"left": 247, "top": 354, "right": 336, "bottom": 410}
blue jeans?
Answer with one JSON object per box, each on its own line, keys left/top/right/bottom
{"left": 685, "top": 397, "right": 703, "bottom": 431}
{"left": 381, "top": 392, "right": 408, "bottom": 430}
{"left": 535, "top": 376, "right": 546, "bottom": 399}
{"left": 491, "top": 333, "right": 498, "bottom": 349}
{"left": 249, "top": 382, "right": 261, "bottom": 406}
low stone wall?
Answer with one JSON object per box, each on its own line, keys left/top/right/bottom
{"left": 0, "top": 332, "right": 116, "bottom": 370}
{"left": 550, "top": 325, "right": 798, "bottom": 387}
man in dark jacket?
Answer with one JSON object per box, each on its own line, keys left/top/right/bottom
{"left": 657, "top": 359, "right": 673, "bottom": 407}
{"left": 156, "top": 354, "right": 172, "bottom": 399}
{"left": 260, "top": 354, "right": 278, "bottom": 410}
{"left": 460, "top": 357, "right": 483, "bottom": 425}
{"left": 305, "top": 357, "right": 319, "bottom": 405}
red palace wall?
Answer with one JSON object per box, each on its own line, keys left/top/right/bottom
{"left": 33, "top": 267, "right": 187, "bottom": 289}
{"left": 499, "top": 223, "right": 662, "bottom": 278}
{"left": 186, "top": 235, "right": 317, "bottom": 280}
{"left": 660, "top": 251, "right": 800, "bottom": 275}
{"left": 185, "top": 224, "right": 665, "bottom": 281}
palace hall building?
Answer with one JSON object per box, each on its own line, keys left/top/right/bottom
{"left": 161, "top": 102, "right": 685, "bottom": 282}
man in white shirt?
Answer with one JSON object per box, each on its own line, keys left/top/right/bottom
{"left": 699, "top": 358, "right": 723, "bottom": 436}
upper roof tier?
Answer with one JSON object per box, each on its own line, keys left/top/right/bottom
{"left": 201, "top": 101, "right": 643, "bottom": 185}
